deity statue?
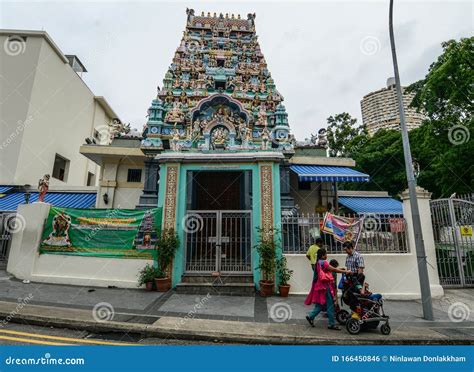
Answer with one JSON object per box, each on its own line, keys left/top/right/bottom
{"left": 237, "top": 120, "right": 248, "bottom": 140}
{"left": 165, "top": 101, "right": 185, "bottom": 123}
{"left": 38, "top": 174, "right": 50, "bottom": 202}
{"left": 170, "top": 125, "right": 181, "bottom": 151}
{"left": 211, "top": 127, "right": 229, "bottom": 148}
{"left": 256, "top": 105, "right": 267, "bottom": 126}
{"left": 192, "top": 119, "right": 202, "bottom": 138}
{"left": 260, "top": 125, "right": 271, "bottom": 150}
{"left": 317, "top": 128, "right": 328, "bottom": 148}
{"left": 186, "top": 8, "right": 195, "bottom": 24}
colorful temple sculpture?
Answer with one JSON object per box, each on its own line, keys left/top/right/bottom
{"left": 79, "top": 10, "right": 374, "bottom": 293}
{"left": 140, "top": 10, "right": 293, "bottom": 155}
{"left": 137, "top": 10, "right": 298, "bottom": 289}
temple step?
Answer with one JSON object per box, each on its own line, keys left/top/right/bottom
{"left": 176, "top": 274, "right": 255, "bottom": 296}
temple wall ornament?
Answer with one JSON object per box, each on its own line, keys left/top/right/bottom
{"left": 140, "top": 9, "right": 295, "bottom": 156}
{"left": 163, "top": 165, "right": 179, "bottom": 230}
{"left": 259, "top": 165, "right": 274, "bottom": 235}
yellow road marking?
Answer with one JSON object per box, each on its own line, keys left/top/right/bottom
{"left": 0, "top": 335, "right": 73, "bottom": 346}
{"left": 0, "top": 329, "right": 135, "bottom": 346}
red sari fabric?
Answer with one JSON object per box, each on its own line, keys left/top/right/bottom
{"left": 304, "top": 260, "right": 335, "bottom": 305}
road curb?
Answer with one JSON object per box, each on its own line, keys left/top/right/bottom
{"left": 0, "top": 304, "right": 471, "bottom": 345}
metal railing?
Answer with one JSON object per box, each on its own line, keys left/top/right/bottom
{"left": 281, "top": 213, "right": 409, "bottom": 254}
{"left": 0, "top": 213, "right": 14, "bottom": 264}
{"left": 430, "top": 198, "right": 474, "bottom": 287}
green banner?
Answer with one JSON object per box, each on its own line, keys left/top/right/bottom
{"left": 39, "top": 207, "right": 162, "bottom": 259}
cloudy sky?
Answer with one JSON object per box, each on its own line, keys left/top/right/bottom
{"left": 1, "top": 0, "right": 471, "bottom": 139}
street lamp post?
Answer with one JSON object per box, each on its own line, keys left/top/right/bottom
{"left": 388, "top": 0, "right": 434, "bottom": 320}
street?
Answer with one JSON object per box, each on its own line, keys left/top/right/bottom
{"left": 0, "top": 322, "right": 228, "bottom": 345}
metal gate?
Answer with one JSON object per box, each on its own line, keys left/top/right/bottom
{"left": 0, "top": 213, "right": 15, "bottom": 265}
{"left": 430, "top": 198, "right": 474, "bottom": 287}
{"left": 184, "top": 210, "right": 252, "bottom": 273}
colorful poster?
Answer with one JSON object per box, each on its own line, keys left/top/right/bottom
{"left": 39, "top": 207, "right": 162, "bottom": 259}
{"left": 322, "top": 212, "right": 363, "bottom": 245}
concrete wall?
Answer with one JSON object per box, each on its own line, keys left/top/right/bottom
{"left": 0, "top": 32, "right": 113, "bottom": 187}
{"left": 7, "top": 203, "right": 152, "bottom": 288}
{"left": 96, "top": 161, "right": 144, "bottom": 209}
{"left": 286, "top": 186, "right": 444, "bottom": 300}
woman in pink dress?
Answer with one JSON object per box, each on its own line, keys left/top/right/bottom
{"left": 305, "top": 248, "right": 350, "bottom": 330}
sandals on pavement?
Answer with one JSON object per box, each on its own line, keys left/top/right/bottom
{"left": 305, "top": 315, "right": 315, "bottom": 327}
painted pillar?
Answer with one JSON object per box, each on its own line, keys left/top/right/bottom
{"left": 254, "top": 162, "right": 281, "bottom": 287}
{"left": 157, "top": 162, "right": 180, "bottom": 285}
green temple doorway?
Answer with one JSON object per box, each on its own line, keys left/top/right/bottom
{"left": 184, "top": 170, "right": 252, "bottom": 273}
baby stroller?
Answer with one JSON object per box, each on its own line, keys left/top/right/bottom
{"left": 340, "top": 273, "right": 391, "bottom": 335}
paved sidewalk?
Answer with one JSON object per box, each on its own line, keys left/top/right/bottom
{"left": 0, "top": 271, "right": 472, "bottom": 344}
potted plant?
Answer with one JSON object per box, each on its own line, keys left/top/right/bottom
{"left": 255, "top": 229, "right": 277, "bottom": 297}
{"left": 155, "top": 229, "right": 179, "bottom": 292}
{"left": 137, "top": 264, "right": 157, "bottom": 291}
{"left": 276, "top": 256, "right": 293, "bottom": 297}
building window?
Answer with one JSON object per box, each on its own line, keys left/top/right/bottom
{"left": 127, "top": 169, "right": 142, "bottom": 183}
{"left": 298, "top": 180, "right": 311, "bottom": 190}
{"left": 87, "top": 172, "right": 95, "bottom": 186}
{"left": 217, "top": 58, "right": 225, "bottom": 66}
{"left": 52, "top": 154, "right": 70, "bottom": 182}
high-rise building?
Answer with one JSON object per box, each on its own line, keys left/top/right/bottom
{"left": 361, "top": 77, "right": 425, "bottom": 136}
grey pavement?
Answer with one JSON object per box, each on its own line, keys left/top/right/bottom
{"left": 0, "top": 269, "right": 473, "bottom": 344}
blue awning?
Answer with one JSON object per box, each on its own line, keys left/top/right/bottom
{"left": 0, "top": 186, "right": 13, "bottom": 193}
{"left": 0, "top": 192, "right": 97, "bottom": 212}
{"left": 290, "top": 165, "right": 370, "bottom": 182}
{"left": 338, "top": 196, "right": 403, "bottom": 215}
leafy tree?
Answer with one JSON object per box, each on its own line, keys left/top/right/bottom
{"left": 345, "top": 130, "right": 406, "bottom": 197}
{"left": 407, "top": 37, "right": 473, "bottom": 128}
{"left": 407, "top": 37, "right": 473, "bottom": 198}
{"left": 326, "top": 113, "right": 365, "bottom": 157}
{"left": 341, "top": 37, "right": 473, "bottom": 199}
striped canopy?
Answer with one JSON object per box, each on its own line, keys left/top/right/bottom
{"left": 290, "top": 165, "right": 370, "bottom": 182}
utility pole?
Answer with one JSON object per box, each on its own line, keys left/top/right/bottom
{"left": 388, "top": 0, "right": 434, "bottom": 320}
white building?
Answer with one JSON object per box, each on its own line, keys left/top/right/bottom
{"left": 361, "top": 78, "right": 426, "bottom": 136}
{"left": 0, "top": 30, "right": 120, "bottom": 188}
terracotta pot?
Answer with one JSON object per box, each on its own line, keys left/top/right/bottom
{"left": 259, "top": 280, "right": 274, "bottom": 297}
{"left": 278, "top": 284, "right": 290, "bottom": 297}
{"left": 145, "top": 281, "right": 154, "bottom": 291}
{"left": 155, "top": 277, "right": 172, "bottom": 292}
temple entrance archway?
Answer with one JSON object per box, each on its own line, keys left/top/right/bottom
{"left": 184, "top": 170, "right": 252, "bottom": 273}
